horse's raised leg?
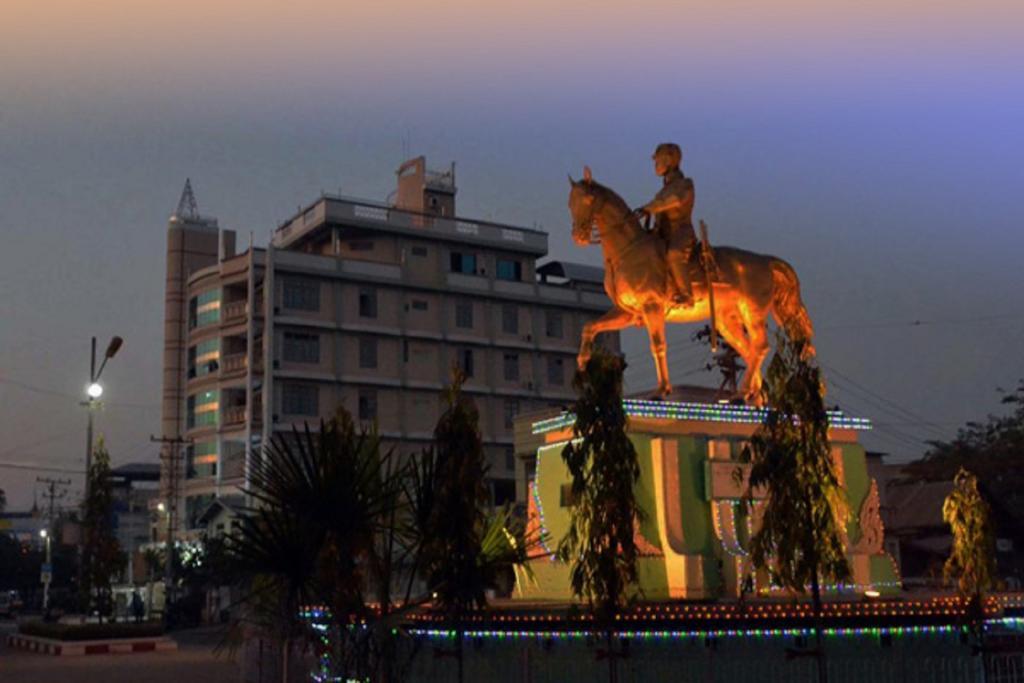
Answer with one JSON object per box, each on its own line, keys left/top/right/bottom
{"left": 642, "top": 303, "right": 672, "bottom": 396}
{"left": 715, "top": 310, "right": 753, "bottom": 400}
{"left": 578, "top": 307, "right": 635, "bottom": 370}
{"left": 739, "top": 305, "right": 771, "bottom": 405}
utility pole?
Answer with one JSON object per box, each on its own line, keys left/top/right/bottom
{"left": 151, "top": 434, "right": 190, "bottom": 621}
{"left": 37, "top": 477, "right": 70, "bottom": 527}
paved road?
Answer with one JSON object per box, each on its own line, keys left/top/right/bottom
{"left": 0, "top": 620, "right": 241, "bottom": 683}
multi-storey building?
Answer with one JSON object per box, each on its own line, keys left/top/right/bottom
{"left": 158, "top": 157, "right": 619, "bottom": 537}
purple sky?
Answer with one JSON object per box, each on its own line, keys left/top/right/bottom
{"left": 2, "top": 1, "right": 1023, "bottom": 509}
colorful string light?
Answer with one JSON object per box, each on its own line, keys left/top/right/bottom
{"left": 531, "top": 399, "right": 872, "bottom": 435}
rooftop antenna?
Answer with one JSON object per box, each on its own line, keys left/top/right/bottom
{"left": 175, "top": 178, "right": 200, "bottom": 219}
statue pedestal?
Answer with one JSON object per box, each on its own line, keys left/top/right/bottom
{"left": 516, "top": 398, "right": 901, "bottom": 602}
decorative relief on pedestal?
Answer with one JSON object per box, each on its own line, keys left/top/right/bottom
{"left": 852, "top": 478, "right": 884, "bottom": 555}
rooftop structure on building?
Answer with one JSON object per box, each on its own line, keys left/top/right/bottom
{"left": 159, "top": 157, "right": 620, "bottom": 538}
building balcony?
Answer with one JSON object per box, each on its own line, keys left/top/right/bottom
{"left": 223, "top": 405, "right": 247, "bottom": 426}
{"left": 223, "top": 300, "right": 247, "bottom": 323}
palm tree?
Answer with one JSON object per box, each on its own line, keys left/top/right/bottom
{"left": 744, "top": 335, "right": 849, "bottom": 683}
{"left": 557, "top": 349, "right": 642, "bottom": 683}
{"left": 229, "top": 409, "right": 403, "bottom": 682}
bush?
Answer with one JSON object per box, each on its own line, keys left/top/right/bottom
{"left": 18, "top": 620, "right": 165, "bottom": 641}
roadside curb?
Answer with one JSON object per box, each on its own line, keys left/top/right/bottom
{"left": 6, "top": 633, "right": 178, "bottom": 656}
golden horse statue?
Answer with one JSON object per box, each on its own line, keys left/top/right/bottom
{"left": 568, "top": 167, "right": 815, "bottom": 403}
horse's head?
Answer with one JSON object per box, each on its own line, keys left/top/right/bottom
{"left": 567, "top": 166, "right": 599, "bottom": 247}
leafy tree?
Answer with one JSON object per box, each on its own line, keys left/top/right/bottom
{"left": 557, "top": 349, "right": 642, "bottom": 683}
{"left": 942, "top": 467, "right": 996, "bottom": 638}
{"left": 80, "top": 437, "right": 126, "bottom": 620}
{"left": 744, "top": 335, "right": 849, "bottom": 683}
{"left": 905, "top": 379, "right": 1024, "bottom": 575}
{"left": 414, "top": 370, "right": 530, "bottom": 682}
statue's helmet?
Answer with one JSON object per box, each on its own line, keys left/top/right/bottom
{"left": 653, "top": 142, "right": 682, "bottom": 167}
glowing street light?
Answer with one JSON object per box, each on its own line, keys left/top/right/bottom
{"left": 87, "top": 382, "right": 104, "bottom": 399}
{"left": 40, "top": 528, "right": 52, "bottom": 610}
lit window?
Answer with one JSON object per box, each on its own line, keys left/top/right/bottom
{"left": 188, "top": 338, "right": 220, "bottom": 378}
{"left": 187, "top": 390, "right": 219, "bottom": 429}
{"left": 189, "top": 289, "right": 221, "bottom": 329}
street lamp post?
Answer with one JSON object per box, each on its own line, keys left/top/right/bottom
{"left": 78, "top": 335, "right": 122, "bottom": 600}
{"left": 84, "top": 336, "right": 123, "bottom": 504}
{"left": 40, "top": 529, "right": 52, "bottom": 611}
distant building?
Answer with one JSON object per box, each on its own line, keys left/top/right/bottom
{"left": 109, "top": 463, "right": 160, "bottom": 584}
{"left": 159, "top": 157, "right": 619, "bottom": 538}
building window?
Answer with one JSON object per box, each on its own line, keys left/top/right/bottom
{"left": 547, "top": 357, "right": 564, "bottom": 386}
{"left": 189, "top": 289, "right": 221, "bottom": 329}
{"left": 501, "top": 304, "right": 518, "bottom": 334}
{"left": 411, "top": 245, "right": 428, "bottom": 257}
{"left": 503, "top": 399, "right": 520, "bottom": 430}
{"left": 283, "top": 332, "right": 319, "bottom": 364}
{"left": 186, "top": 390, "right": 219, "bottom": 429}
{"left": 504, "top": 446, "right": 516, "bottom": 472}
{"left": 496, "top": 259, "right": 522, "bottom": 282}
{"left": 545, "top": 310, "right": 563, "bottom": 338}
{"left": 411, "top": 299, "right": 429, "bottom": 311}
{"left": 450, "top": 251, "right": 477, "bottom": 274}
{"left": 358, "top": 288, "right": 377, "bottom": 318}
{"left": 283, "top": 278, "right": 319, "bottom": 311}
{"left": 358, "top": 389, "right": 378, "bottom": 422}
{"left": 455, "top": 300, "right": 473, "bottom": 329}
{"left": 359, "top": 337, "right": 377, "bottom": 369}
{"left": 402, "top": 340, "right": 409, "bottom": 363}
{"left": 188, "top": 338, "right": 220, "bottom": 378}
{"left": 186, "top": 440, "right": 218, "bottom": 479}
{"left": 282, "top": 383, "right": 318, "bottom": 416}
{"left": 503, "top": 353, "right": 519, "bottom": 382}
{"left": 348, "top": 241, "right": 374, "bottom": 251}
{"left": 457, "top": 348, "right": 474, "bottom": 378}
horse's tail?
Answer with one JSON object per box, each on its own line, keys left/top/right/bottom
{"left": 770, "top": 259, "right": 816, "bottom": 357}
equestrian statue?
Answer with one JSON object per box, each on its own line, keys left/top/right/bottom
{"left": 568, "top": 144, "right": 815, "bottom": 404}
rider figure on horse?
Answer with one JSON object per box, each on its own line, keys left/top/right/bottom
{"left": 633, "top": 143, "right": 696, "bottom": 307}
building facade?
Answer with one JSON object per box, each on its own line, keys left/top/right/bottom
{"left": 159, "top": 157, "right": 619, "bottom": 537}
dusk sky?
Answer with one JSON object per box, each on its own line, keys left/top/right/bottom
{"left": 2, "top": 1, "right": 1023, "bottom": 508}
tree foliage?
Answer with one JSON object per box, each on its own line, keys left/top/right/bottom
{"left": 419, "top": 370, "right": 491, "bottom": 616}
{"left": 557, "top": 349, "right": 642, "bottom": 618}
{"left": 906, "top": 380, "right": 1024, "bottom": 532}
{"left": 228, "top": 389, "right": 532, "bottom": 683}
{"left": 745, "top": 336, "right": 850, "bottom": 594}
{"left": 229, "top": 409, "right": 403, "bottom": 680}
{"left": 942, "top": 467, "right": 996, "bottom": 601}
{"left": 81, "top": 437, "right": 126, "bottom": 619}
